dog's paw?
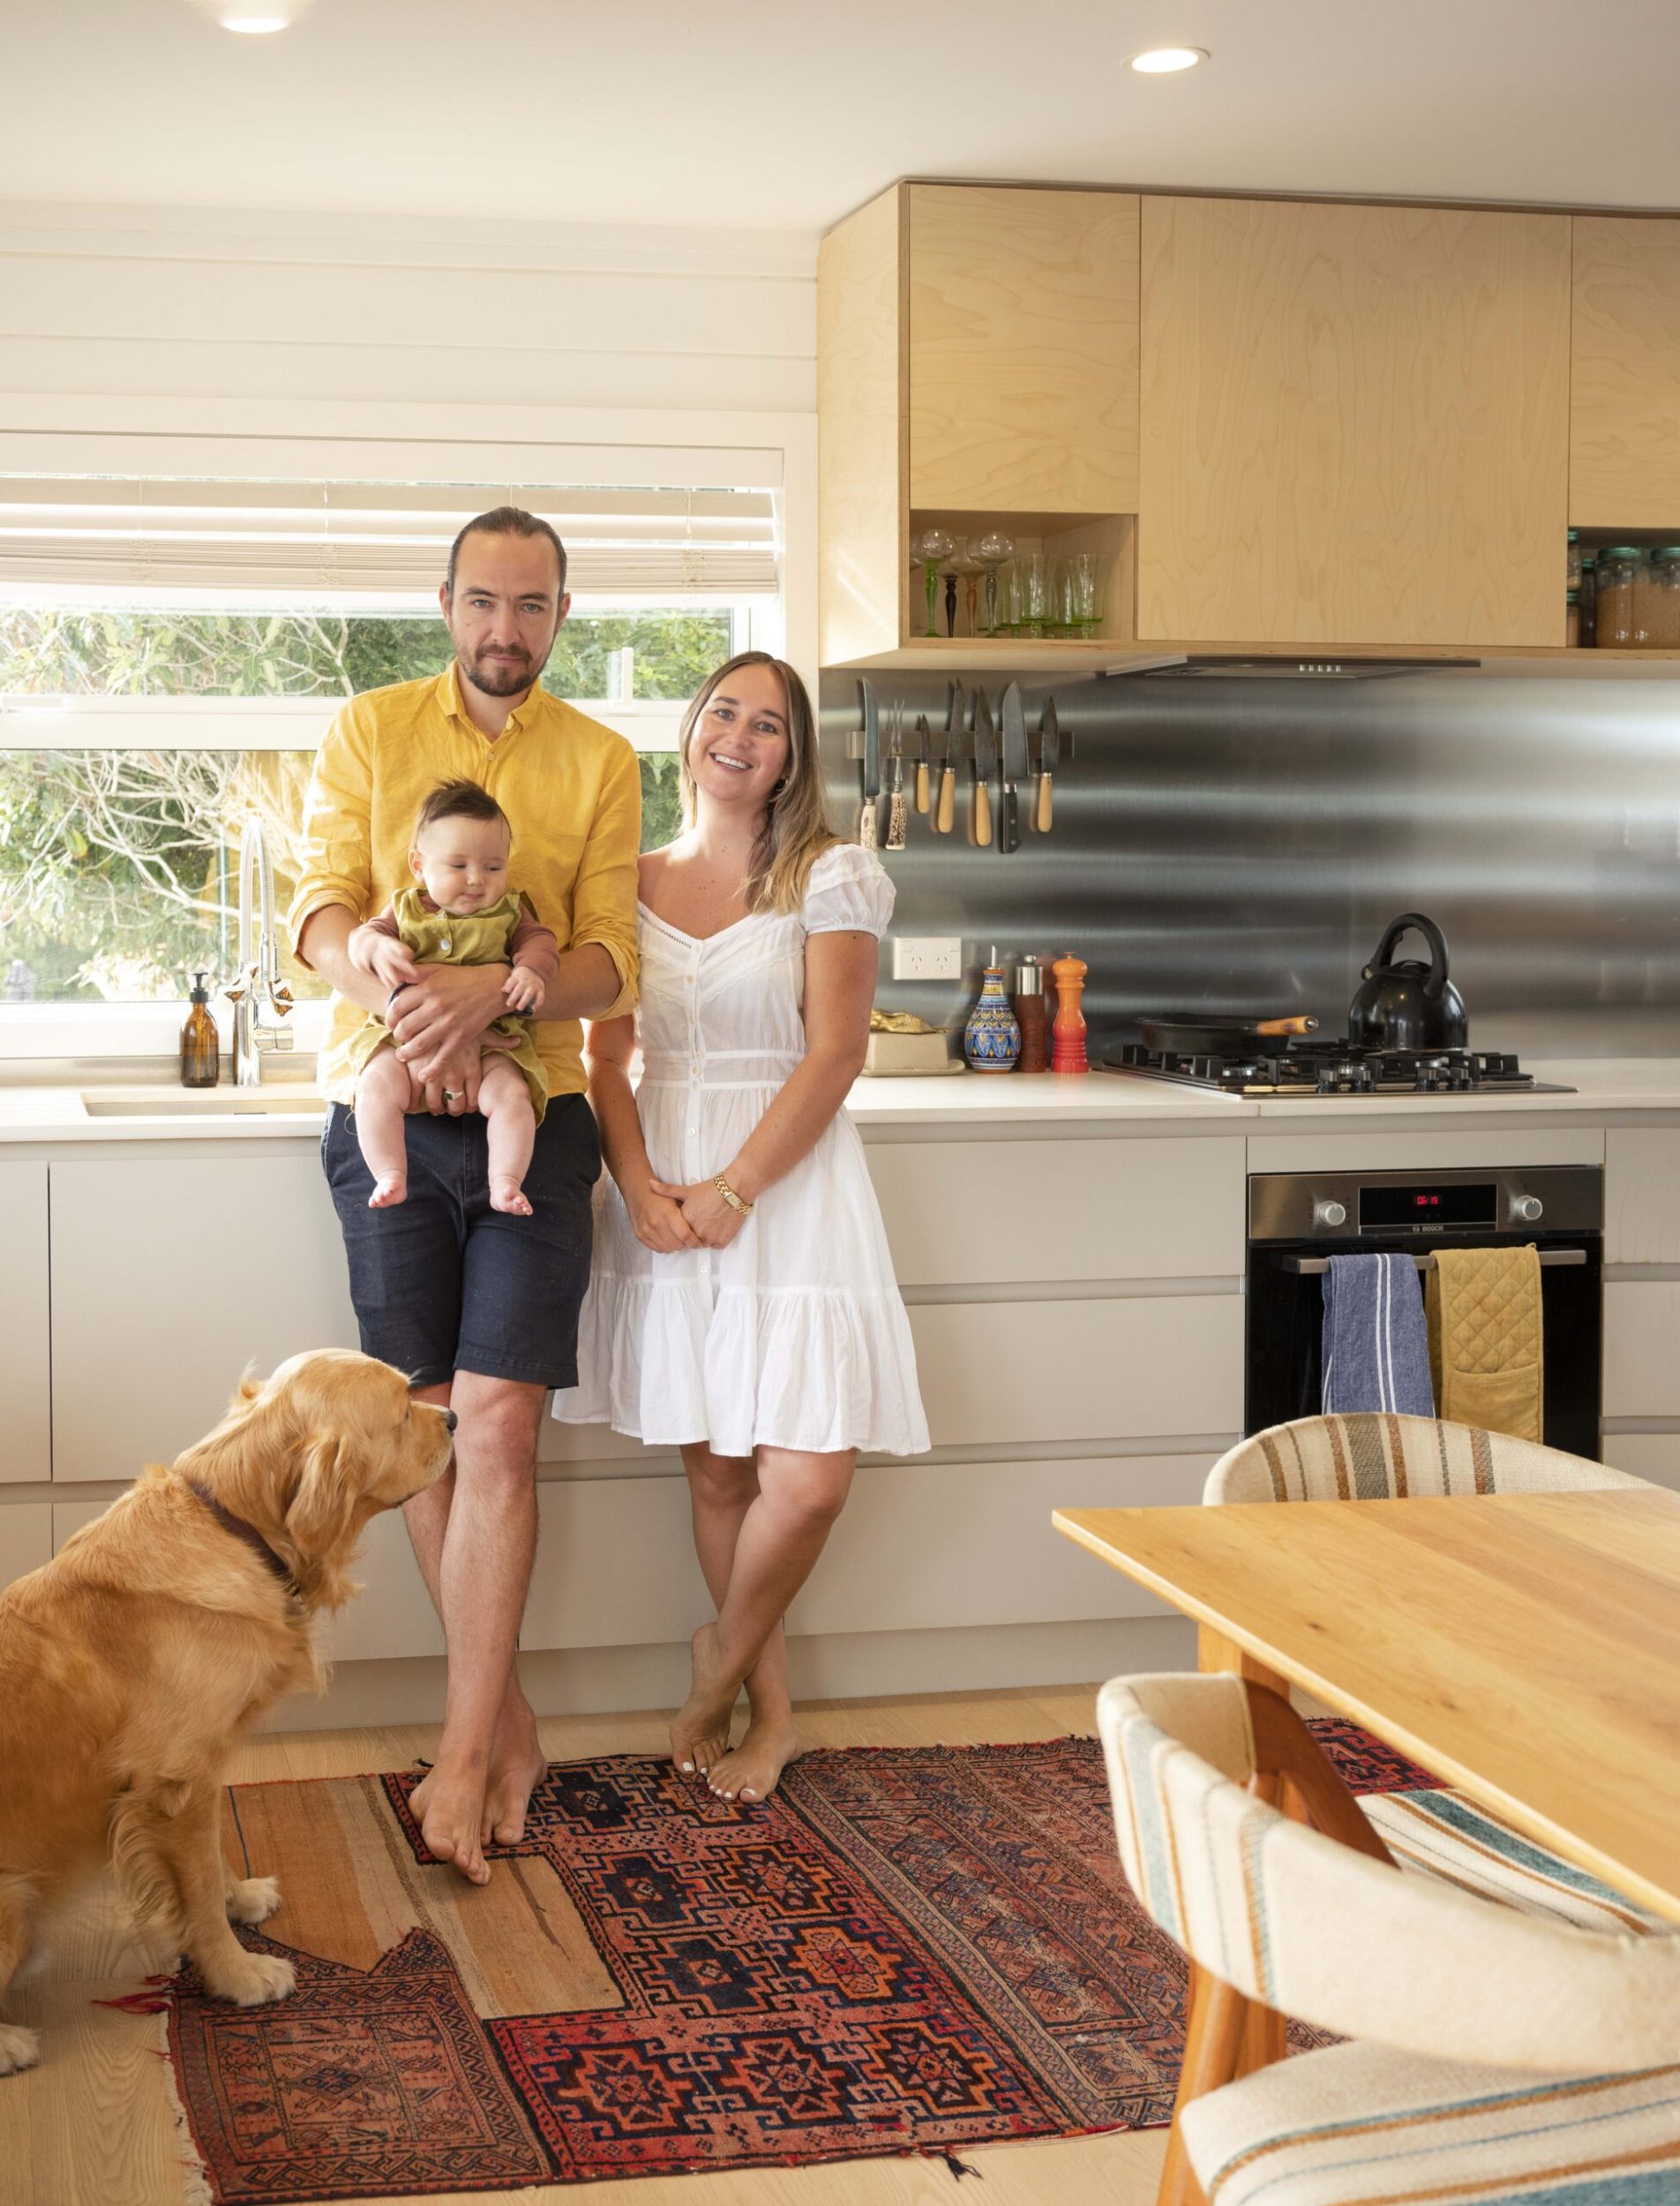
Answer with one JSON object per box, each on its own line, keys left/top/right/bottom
{"left": 203, "top": 1952, "right": 295, "bottom": 2007}
{"left": 225, "top": 1875, "right": 281, "bottom": 1925}
{"left": 0, "top": 2024, "right": 41, "bottom": 2075}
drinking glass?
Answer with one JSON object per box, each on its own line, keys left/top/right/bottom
{"left": 949, "top": 536, "right": 985, "bottom": 638}
{"left": 911, "top": 528, "right": 956, "bottom": 637}
{"left": 1019, "top": 551, "right": 1049, "bottom": 639}
{"left": 973, "top": 529, "right": 1015, "bottom": 635}
{"left": 1068, "top": 550, "right": 1101, "bottom": 639}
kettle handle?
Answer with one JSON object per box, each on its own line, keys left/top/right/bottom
{"left": 1370, "top": 912, "right": 1451, "bottom": 1002}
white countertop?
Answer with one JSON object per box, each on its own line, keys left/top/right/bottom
{"left": 4, "top": 1057, "right": 1680, "bottom": 1142}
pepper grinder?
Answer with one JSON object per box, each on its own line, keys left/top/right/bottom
{"left": 1013, "top": 956, "right": 1047, "bottom": 1074}
{"left": 1051, "top": 950, "right": 1089, "bottom": 1075}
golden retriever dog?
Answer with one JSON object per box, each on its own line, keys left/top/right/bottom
{"left": 0, "top": 1347, "right": 453, "bottom": 2075}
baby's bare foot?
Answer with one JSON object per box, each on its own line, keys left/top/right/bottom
{"left": 490, "top": 1181, "right": 533, "bottom": 1217}
{"left": 368, "top": 1175, "right": 407, "bottom": 1209}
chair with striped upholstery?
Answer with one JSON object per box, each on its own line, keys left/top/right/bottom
{"left": 1099, "top": 1671, "right": 1680, "bottom": 2206}
{"left": 1202, "top": 1414, "right": 1653, "bottom": 1922}
{"left": 1204, "top": 1411, "right": 1641, "bottom": 1505}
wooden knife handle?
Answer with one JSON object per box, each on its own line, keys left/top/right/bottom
{"left": 973, "top": 777, "right": 993, "bottom": 847}
{"left": 1037, "top": 772, "right": 1054, "bottom": 832}
{"left": 935, "top": 767, "right": 956, "bottom": 834}
{"left": 1255, "top": 1015, "right": 1319, "bottom": 1037}
{"left": 914, "top": 761, "right": 930, "bottom": 814}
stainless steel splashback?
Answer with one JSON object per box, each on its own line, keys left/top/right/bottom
{"left": 819, "top": 668, "right": 1680, "bottom": 1058}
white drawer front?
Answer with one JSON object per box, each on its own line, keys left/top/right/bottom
{"left": 911, "top": 1294, "right": 1243, "bottom": 1449}
{"left": 1607, "top": 1131, "right": 1680, "bottom": 1265}
{"left": 1604, "top": 1283, "right": 1680, "bottom": 1416}
{"left": 869, "top": 1137, "right": 1246, "bottom": 1286}
{"left": 0, "top": 1503, "right": 51, "bottom": 1593}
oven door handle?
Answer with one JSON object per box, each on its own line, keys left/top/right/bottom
{"left": 1279, "top": 1248, "right": 1588, "bottom": 1276}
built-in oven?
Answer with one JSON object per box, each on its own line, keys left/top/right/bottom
{"left": 1246, "top": 1166, "right": 1603, "bottom": 1459}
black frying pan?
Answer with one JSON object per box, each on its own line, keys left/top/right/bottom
{"left": 1137, "top": 1014, "right": 1320, "bottom": 1054}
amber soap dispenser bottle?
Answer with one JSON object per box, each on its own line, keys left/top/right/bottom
{"left": 180, "top": 972, "right": 221, "bottom": 1088}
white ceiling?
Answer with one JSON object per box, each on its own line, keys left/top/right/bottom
{"left": 4, "top": 0, "right": 1678, "bottom": 239}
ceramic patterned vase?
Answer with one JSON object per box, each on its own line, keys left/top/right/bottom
{"left": 964, "top": 963, "right": 1022, "bottom": 1073}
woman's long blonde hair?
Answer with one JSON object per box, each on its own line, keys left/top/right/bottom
{"left": 677, "top": 651, "right": 836, "bottom": 915}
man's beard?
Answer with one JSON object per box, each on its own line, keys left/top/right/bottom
{"left": 463, "top": 644, "right": 546, "bottom": 698}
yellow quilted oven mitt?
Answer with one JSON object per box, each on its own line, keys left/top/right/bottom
{"left": 1425, "top": 1245, "right": 1544, "bottom": 1444}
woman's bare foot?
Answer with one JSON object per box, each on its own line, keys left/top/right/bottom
{"left": 489, "top": 1180, "right": 533, "bottom": 1217}
{"left": 368, "top": 1174, "right": 407, "bottom": 1209}
{"left": 708, "top": 1714, "right": 804, "bottom": 1804}
{"left": 483, "top": 1694, "right": 548, "bottom": 1848}
{"left": 411, "top": 1759, "right": 490, "bottom": 1885}
{"left": 671, "top": 1622, "right": 740, "bottom": 1776}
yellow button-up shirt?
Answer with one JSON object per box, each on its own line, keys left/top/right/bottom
{"left": 289, "top": 663, "right": 641, "bottom": 1106}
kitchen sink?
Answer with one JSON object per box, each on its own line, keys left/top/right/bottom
{"left": 80, "top": 1089, "right": 325, "bottom": 1117}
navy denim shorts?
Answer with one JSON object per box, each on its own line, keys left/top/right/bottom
{"left": 321, "top": 1092, "right": 600, "bottom": 1392}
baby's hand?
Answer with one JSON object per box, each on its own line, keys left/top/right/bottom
{"left": 504, "top": 964, "right": 546, "bottom": 1014}
{"left": 361, "top": 934, "right": 421, "bottom": 992}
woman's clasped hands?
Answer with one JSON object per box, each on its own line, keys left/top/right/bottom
{"left": 628, "top": 1175, "right": 750, "bottom": 1252}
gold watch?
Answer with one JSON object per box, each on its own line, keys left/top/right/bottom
{"left": 713, "top": 1174, "right": 754, "bottom": 1217}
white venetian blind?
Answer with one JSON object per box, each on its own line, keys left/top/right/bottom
{"left": 0, "top": 479, "right": 780, "bottom": 596}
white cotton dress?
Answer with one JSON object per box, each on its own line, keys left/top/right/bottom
{"left": 554, "top": 843, "right": 930, "bottom": 1459}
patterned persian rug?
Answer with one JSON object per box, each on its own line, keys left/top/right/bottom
{"left": 161, "top": 1725, "right": 1427, "bottom": 2202}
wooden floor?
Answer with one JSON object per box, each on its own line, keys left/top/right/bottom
{"left": 0, "top": 1684, "right": 1166, "bottom": 2206}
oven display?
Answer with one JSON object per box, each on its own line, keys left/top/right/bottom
{"left": 1359, "top": 1182, "right": 1498, "bottom": 1230}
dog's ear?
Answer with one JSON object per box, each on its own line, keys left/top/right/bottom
{"left": 284, "top": 1433, "right": 361, "bottom": 1566}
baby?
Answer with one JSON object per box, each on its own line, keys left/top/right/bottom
{"left": 345, "top": 779, "right": 559, "bottom": 1216}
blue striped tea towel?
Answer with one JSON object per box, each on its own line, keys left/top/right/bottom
{"left": 1321, "top": 1251, "right": 1436, "bottom": 1416}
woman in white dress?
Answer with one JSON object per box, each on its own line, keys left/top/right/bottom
{"left": 555, "top": 651, "right": 928, "bottom": 1802}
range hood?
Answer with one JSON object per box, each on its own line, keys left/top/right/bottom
{"left": 1136, "top": 653, "right": 1479, "bottom": 680}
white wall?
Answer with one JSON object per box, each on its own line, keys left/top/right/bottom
{"left": 0, "top": 199, "right": 817, "bottom": 419}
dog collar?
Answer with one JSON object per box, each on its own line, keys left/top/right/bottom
{"left": 184, "top": 1478, "right": 299, "bottom": 1598}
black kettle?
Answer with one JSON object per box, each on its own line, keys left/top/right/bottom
{"left": 1346, "top": 913, "right": 1468, "bottom": 1051}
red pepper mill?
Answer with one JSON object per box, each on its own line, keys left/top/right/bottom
{"left": 1051, "top": 951, "right": 1089, "bottom": 1075}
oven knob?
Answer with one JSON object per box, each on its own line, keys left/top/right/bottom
{"left": 1313, "top": 1199, "right": 1348, "bottom": 1229}
{"left": 1511, "top": 1194, "right": 1544, "bottom": 1224}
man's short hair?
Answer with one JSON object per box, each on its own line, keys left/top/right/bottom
{"left": 445, "top": 506, "right": 568, "bottom": 597}
{"left": 413, "top": 779, "right": 511, "bottom": 840}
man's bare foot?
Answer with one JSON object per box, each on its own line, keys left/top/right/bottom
{"left": 490, "top": 1181, "right": 533, "bottom": 1217}
{"left": 369, "top": 1174, "right": 407, "bottom": 1208}
{"left": 671, "top": 1622, "right": 740, "bottom": 1776}
{"left": 708, "top": 1714, "right": 804, "bottom": 1804}
{"left": 413, "top": 1760, "right": 490, "bottom": 1885}
{"left": 483, "top": 1693, "right": 548, "bottom": 1848}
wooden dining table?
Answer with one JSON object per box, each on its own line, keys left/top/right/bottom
{"left": 1054, "top": 1484, "right": 1680, "bottom": 1926}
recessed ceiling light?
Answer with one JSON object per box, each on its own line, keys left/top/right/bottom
{"left": 222, "top": 11, "right": 289, "bottom": 26}
{"left": 1130, "top": 46, "right": 1209, "bottom": 73}
{"left": 186, "top": 0, "right": 314, "bottom": 31}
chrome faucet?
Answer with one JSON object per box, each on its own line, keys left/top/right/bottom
{"left": 226, "top": 812, "right": 294, "bottom": 1086}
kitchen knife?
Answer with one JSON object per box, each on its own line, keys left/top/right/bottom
{"left": 857, "top": 676, "right": 880, "bottom": 850}
{"left": 911, "top": 713, "right": 931, "bottom": 814}
{"left": 885, "top": 702, "right": 907, "bottom": 851}
{"left": 971, "top": 689, "right": 995, "bottom": 848}
{"left": 1036, "top": 696, "right": 1059, "bottom": 832}
{"left": 999, "top": 682, "right": 1026, "bottom": 854}
{"left": 935, "top": 680, "right": 961, "bottom": 834}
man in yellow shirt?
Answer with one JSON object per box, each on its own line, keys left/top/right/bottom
{"left": 291, "top": 507, "right": 639, "bottom": 1886}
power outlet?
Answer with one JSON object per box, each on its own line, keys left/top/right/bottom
{"left": 891, "top": 935, "right": 964, "bottom": 981}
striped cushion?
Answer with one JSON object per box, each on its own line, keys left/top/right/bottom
{"left": 1181, "top": 2039, "right": 1680, "bottom": 2204}
{"left": 1369, "top": 1790, "right": 1675, "bottom": 1940}
{"left": 1206, "top": 1414, "right": 1642, "bottom": 1506}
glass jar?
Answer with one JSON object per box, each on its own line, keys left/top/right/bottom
{"left": 1595, "top": 546, "right": 1644, "bottom": 648}
{"left": 1652, "top": 548, "right": 1680, "bottom": 651}
{"left": 1579, "top": 551, "right": 1596, "bottom": 647}
{"left": 1566, "top": 529, "right": 1581, "bottom": 590}
{"left": 1565, "top": 588, "right": 1580, "bottom": 648}
{"left": 1632, "top": 548, "right": 1665, "bottom": 647}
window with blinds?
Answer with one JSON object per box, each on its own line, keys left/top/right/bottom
{"left": 0, "top": 479, "right": 780, "bottom": 597}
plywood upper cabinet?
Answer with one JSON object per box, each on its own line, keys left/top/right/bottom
{"left": 1137, "top": 197, "right": 1572, "bottom": 647}
{"left": 908, "top": 184, "right": 1140, "bottom": 515}
{"left": 1571, "top": 216, "right": 1680, "bottom": 528}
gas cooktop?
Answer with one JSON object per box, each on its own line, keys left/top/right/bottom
{"left": 1099, "top": 1040, "right": 1577, "bottom": 1098}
